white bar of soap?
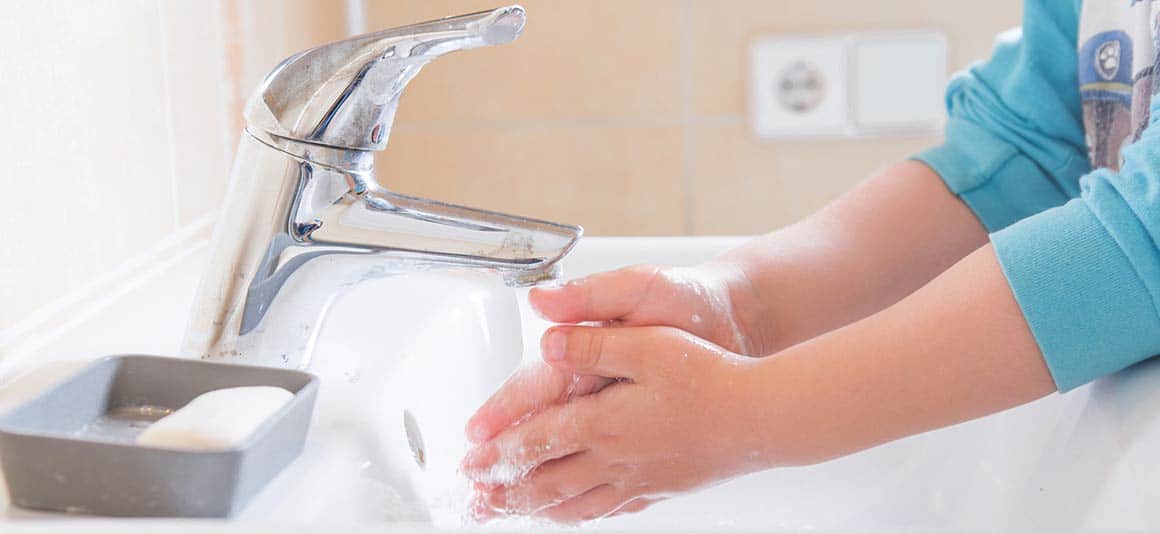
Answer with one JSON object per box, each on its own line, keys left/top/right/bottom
{"left": 136, "top": 386, "right": 294, "bottom": 451}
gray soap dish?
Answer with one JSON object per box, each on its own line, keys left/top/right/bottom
{"left": 0, "top": 354, "right": 319, "bottom": 517}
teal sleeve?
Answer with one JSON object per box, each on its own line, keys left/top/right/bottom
{"left": 912, "top": 0, "right": 1160, "bottom": 391}
{"left": 993, "top": 97, "right": 1160, "bottom": 391}
{"left": 913, "top": 0, "right": 1091, "bottom": 232}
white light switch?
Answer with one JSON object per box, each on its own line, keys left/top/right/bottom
{"left": 749, "top": 31, "right": 947, "bottom": 139}
{"left": 852, "top": 32, "right": 947, "bottom": 132}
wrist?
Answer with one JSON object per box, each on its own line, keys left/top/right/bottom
{"left": 708, "top": 353, "right": 786, "bottom": 476}
{"left": 699, "top": 256, "right": 777, "bottom": 356}
{"left": 731, "top": 342, "right": 846, "bottom": 470}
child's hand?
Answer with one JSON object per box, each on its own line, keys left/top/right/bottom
{"left": 530, "top": 264, "right": 756, "bottom": 354}
{"left": 462, "top": 325, "right": 765, "bottom": 523}
{"left": 464, "top": 264, "right": 761, "bottom": 444}
{"left": 465, "top": 364, "right": 616, "bottom": 443}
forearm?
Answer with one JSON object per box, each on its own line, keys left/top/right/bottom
{"left": 744, "top": 244, "right": 1054, "bottom": 467}
{"left": 713, "top": 160, "right": 987, "bottom": 354}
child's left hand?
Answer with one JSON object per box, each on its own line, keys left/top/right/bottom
{"left": 461, "top": 324, "right": 767, "bottom": 523}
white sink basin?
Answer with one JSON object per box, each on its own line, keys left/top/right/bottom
{"left": 3, "top": 236, "right": 1160, "bottom": 532}
{"left": 240, "top": 237, "right": 756, "bottom": 527}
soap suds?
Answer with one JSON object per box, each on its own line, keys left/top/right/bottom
{"left": 659, "top": 267, "right": 753, "bottom": 356}
{"left": 472, "top": 460, "right": 533, "bottom": 487}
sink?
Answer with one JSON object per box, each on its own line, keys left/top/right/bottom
{"left": 240, "top": 268, "right": 526, "bottom": 526}
{"left": 239, "top": 237, "right": 754, "bottom": 527}
{"left": 3, "top": 236, "right": 1160, "bottom": 532}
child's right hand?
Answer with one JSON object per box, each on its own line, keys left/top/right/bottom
{"left": 465, "top": 264, "right": 760, "bottom": 444}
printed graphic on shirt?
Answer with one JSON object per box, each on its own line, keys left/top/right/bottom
{"left": 1152, "top": 13, "right": 1160, "bottom": 100}
{"left": 1078, "top": 1, "right": 1160, "bottom": 170}
{"left": 1130, "top": 12, "right": 1160, "bottom": 141}
{"left": 1080, "top": 30, "right": 1134, "bottom": 170}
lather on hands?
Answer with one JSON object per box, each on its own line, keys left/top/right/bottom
{"left": 464, "top": 263, "right": 763, "bottom": 445}
{"left": 463, "top": 323, "right": 763, "bottom": 522}
{"left": 462, "top": 263, "right": 767, "bottom": 522}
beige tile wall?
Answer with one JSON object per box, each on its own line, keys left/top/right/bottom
{"left": 0, "top": 0, "right": 359, "bottom": 344}
{"left": 0, "top": 0, "right": 1022, "bottom": 344}
{"left": 164, "top": 0, "right": 236, "bottom": 226}
{"left": 232, "top": 0, "right": 351, "bottom": 106}
{"left": 366, "top": 0, "right": 1023, "bottom": 235}
{"left": 0, "top": 1, "right": 207, "bottom": 334}
{"left": 0, "top": 1, "right": 233, "bottom": 338}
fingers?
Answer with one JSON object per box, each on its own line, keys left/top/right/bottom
{"left": 534, "top": 484, "right": 630, "bottom": 523}
{"left": 529, "top": 266, "right": 661, "bottom": 324}
{"left": 465, "top": 365, "right": 564, "bottom": 444}
{"left": 543, "top": 325, "right": 686, "bottom": 380}
{"left": 462, "top": 402, "right": 591, "bottom": 485}
{"left": 481, "top": 452, "right": 610, "bottom": 514}
{"left": 465, "top": 364, "right": 613, "bottom": 444}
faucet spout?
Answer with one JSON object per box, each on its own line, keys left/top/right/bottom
{"left": 308, "top": 185, "right": 579, "bottom": 281}
{"left": 182, "top": 6, "right": 581, "bottom": 369}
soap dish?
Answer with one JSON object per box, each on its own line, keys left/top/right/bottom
{"left": 0, "top": 354, "right": 319, "bottom": 517}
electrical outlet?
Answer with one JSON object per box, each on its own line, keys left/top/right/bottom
{"left": 749, "top": 35, "right": 850, "bottom": 138}
{"left": 749, "top": 32, "right": 947, "bottom": 139}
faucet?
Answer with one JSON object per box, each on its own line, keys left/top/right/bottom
{"left": 182, "top": 5, "right": 581, "bottom": 369}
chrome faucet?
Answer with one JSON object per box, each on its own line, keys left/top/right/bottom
{"left": 182, "top": 5, "right": 581, "bottom": 369}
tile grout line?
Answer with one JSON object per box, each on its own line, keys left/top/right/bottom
{"left": 391, "top": 114, "right": 745, "bottom": 133}
{"left": 212, "top": 0, "right": 240, "bottom": 173}
{"left": 680, "top": 0, "right": 696, "bottom": 236}
{"left": 0, "top": 214, "right": 216, "bottom": 360}
{"left": 155, "top": 0, "right": 183, "bottom": 231}
{"left": 221, "top": 0, "right": 246, "bottom": 136}
{"left": 0, "top": 233, "right": 211, "bottom": 380}
{"left": 344, "top": 0, "right": 368, "bottom": 36}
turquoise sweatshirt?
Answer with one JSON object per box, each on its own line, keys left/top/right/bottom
{"left": 914, "top": 0, "right": 1160, "bottom": 391}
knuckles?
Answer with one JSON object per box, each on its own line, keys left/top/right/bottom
{"left": 624, "top": 264, "right": 664, "bottom": 282}
{"left": 578, "top": 329, "right": 606, "bottom": 370}
{"left": 536, "top": 482, "right": 568, "bottom": 507}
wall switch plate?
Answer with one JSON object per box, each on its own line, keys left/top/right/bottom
{"left": 853, "top": 32, "right": 947, "bottom": 133}
{"left": 749, "top": 31, "right": 947, "bottom": 139}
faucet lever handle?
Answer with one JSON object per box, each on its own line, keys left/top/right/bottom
{"left": 246, "top": 5, "right": 526, "bottom": 152}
